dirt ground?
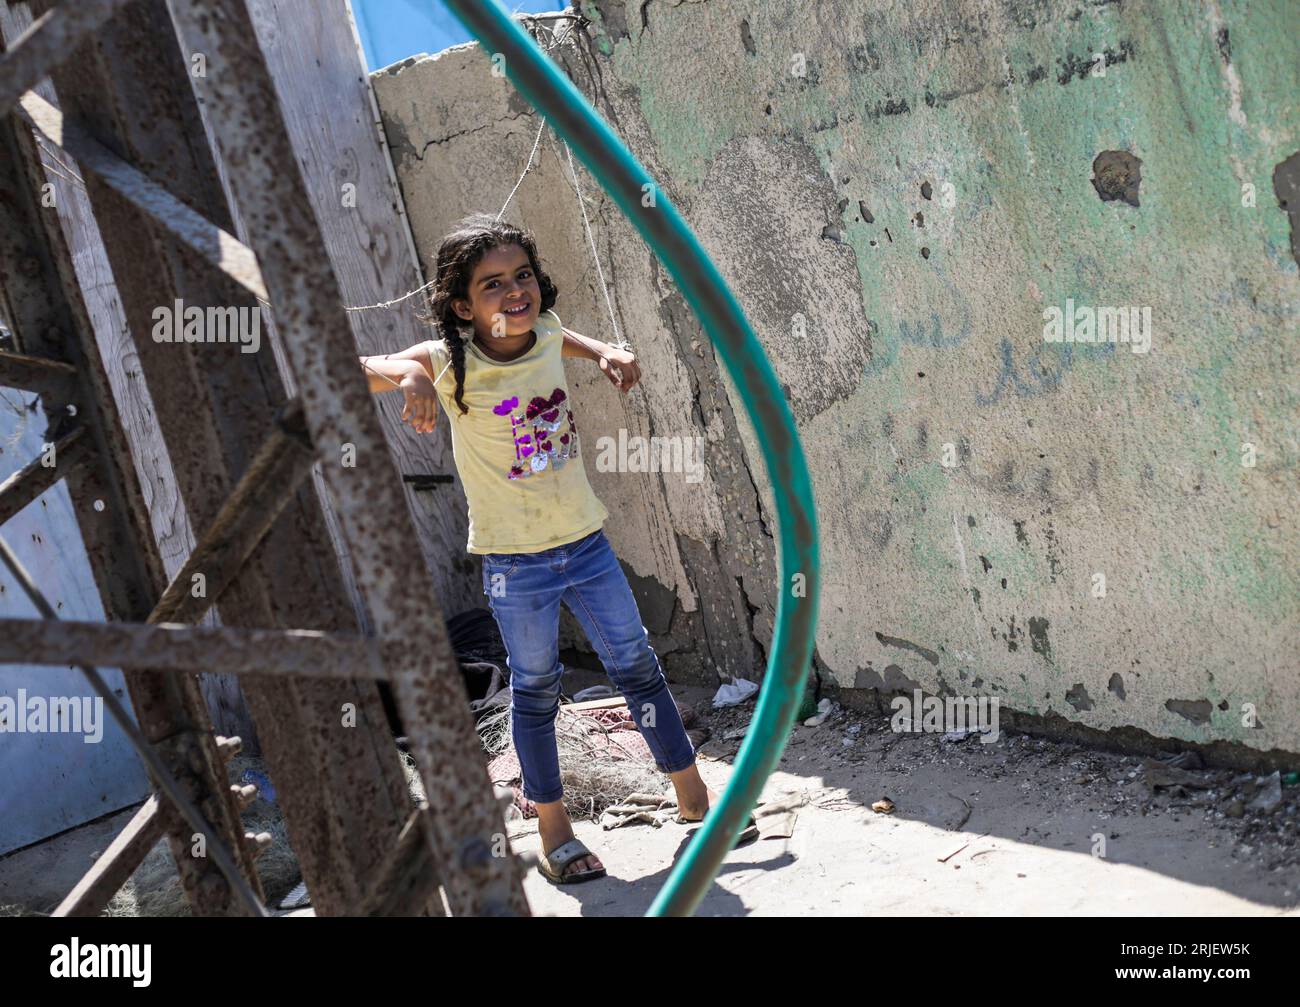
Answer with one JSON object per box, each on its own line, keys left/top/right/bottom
{"left": 515, "top": 683, "right": 1300, "bottom": 917}
{"left": 4, "top": 681, "right": 1297, "bottom": 917}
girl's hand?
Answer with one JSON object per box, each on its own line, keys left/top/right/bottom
{"left": 400, "top": 368, "right": 438, "bottom": 433}
{"left": 600, "top": 347, "right": 641, "bottom": 393}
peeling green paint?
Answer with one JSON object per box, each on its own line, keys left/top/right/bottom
{"left": 381, "top": 0, "right": 1300, "bottom": 755}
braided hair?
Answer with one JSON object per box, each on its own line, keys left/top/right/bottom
{"left": 426, "top": 213, "right": 558, "bottom": 416}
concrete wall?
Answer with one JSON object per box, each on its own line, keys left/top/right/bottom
{"left": 370, "top": 0, "right": 1299, "bottom": 758}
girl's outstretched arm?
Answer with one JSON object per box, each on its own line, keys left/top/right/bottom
{"left": 359, "top": 352, "right": 423, "bottom": 393}
{"left": 359, "top": 343, "right": 442, "bottom": 432}
{"left": 560, "top": 326, "right": 641, "bottom": 392}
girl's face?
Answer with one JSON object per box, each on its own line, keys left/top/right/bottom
{"left": 452, "top": 243, "right": 542, "bottom": 340}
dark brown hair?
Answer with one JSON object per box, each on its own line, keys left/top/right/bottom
{"left": 426, "top": 213, "right": 558, "bottom": 416}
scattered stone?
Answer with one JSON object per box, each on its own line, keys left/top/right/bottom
{"left": 1158, "top": 750, "right": 1205, "bottom": 770}
{"left": 803, "top": 698, "right": 834, "bottom": 727}
{"left": 1142, "top": 758, "right": 1216, "bottom": 794}
{"left": 1247, "top": 772, "right": 1283, "bottom": 814}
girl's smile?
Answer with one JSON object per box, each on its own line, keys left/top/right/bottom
{"left": 453, "top": 243, "right": 542, "bottom": 346}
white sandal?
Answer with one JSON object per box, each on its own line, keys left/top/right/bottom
{"left": 537, "top": 837, "right": 606, "bottom": 884}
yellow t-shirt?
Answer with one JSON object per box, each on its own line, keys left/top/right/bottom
{"left": 423, "top": 309, "right": 609, "bottom": 554}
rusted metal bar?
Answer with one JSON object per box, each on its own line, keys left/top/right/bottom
{"left": 0, "top": 532, "right": 268, "bottom": 917}
{"left": 0, "top": 425, "right": 90, "bottom": 525}
{"left": 0, "top": 348, "right": 77, "bottom": 393}
{"left": 0, "top": 0, "right": 136, "bottom": 116}
{"left": 361, "top": 784, "right": 527, "bottom": 916}
{"left": 34, "top": 0, "right": 415, "bottom": 915}
{"left": 0, "top": 4, "right": 263, "bottom": 916}
{"left": 147, "top": 398, "right": 314, "bottom": 626}
{"left": 168, "top": 0, "right": 527, "bottom": 916}
{"left": 359, "top": 807, "right": 444, "bottom": 917}
{"left": 0, "top": 616, "right": 387, "bottom": 678}
{"left": 16, "top": 90, "right": 269, "bottom": 303}
{"left": 54, "top": 794, "right": 165, "bottom": 917}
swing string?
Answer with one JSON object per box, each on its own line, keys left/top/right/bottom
{"left": 356, "top": 15, "right": 630, "bottom": 392}
{"left": 351, "top": 14, "right": 569, "bottom": 315}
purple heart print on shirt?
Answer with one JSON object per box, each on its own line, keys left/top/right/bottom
{"left": 504, "top": 388, "right": 578, "bottom": 479}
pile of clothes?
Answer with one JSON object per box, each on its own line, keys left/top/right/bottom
{"left": 378, "top": 609, "right": 512, "bottom": 740}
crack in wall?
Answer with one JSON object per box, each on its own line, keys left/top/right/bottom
{"left": 372, "top": 0, "right": 1300, "bottom": 755}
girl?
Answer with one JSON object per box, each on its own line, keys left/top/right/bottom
{"left": 360, "top": 214, "right": 755, "bottom": 885}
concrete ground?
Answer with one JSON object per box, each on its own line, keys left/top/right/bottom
{"left": 0, "top": 807, "right": 139, "bottom": 915}
{"left": 4, "top": 682, "right": 1297, "bottom": 917}
{"left": 516, "top": 683, "right": 1300, "bottom": 917}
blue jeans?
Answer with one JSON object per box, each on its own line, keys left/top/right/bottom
{"left": 481, "top": 528, "right": 696, "bottom": 803}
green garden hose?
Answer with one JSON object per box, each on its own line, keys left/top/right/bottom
{"left": 443, "top": 0, "right": 820, "bottom": 917}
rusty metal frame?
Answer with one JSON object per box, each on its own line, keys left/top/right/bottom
{"left": 0, "top": 617, "right": 387, "bottom": 678}
{"left": 0, "top": 534, "right": 269, "bottom": 916}
{"left": 16, "top": 90, "right": 270, "bottom": 302}
{"left": 0, "top": 0, "right": 527, "bottom": 916}
{"left": 0, "top": 426, "right": 91, "bottom": 524}
{"left": 145, "top": 398, "right": 316, "bottom": 627}
{"left": 356, "top": 808, "right": 439, "bottom": 917}
{"left": 0, "top": 0, "right": 134, "bottom": 115}
{"left": 0, "top": 348, "right": 77, "bottom": 393}
{"left": 0, "top": 9, "right": 264, "bottom": 914}
{"left": 16, "top": 0, "right": 422, "bottom": 917}
{"left": 165, "top": 0, "right": 528, "bottom": 917}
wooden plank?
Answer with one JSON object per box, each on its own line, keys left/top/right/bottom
{"left": 246, "top": 0, "right": 474, "bottom": 620}
{"left": 54, "top": 795, "right": 164, "bottom": 917}
{"left": 564, "top": 696, "right": 629, "bottom": 712}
